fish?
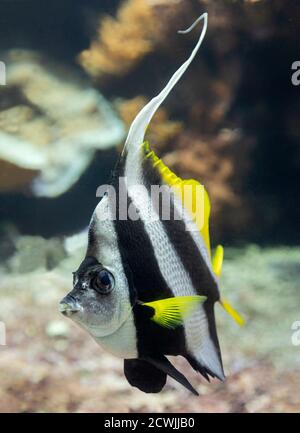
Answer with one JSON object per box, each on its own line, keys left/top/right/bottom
{"left": 59, "top": 12, "right": 244, "bottom": 396}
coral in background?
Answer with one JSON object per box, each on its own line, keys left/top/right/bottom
{"left": 0, "top": 50, "right": 124, "bottom": 197}
{"left": 78, "top": 0, "right": 184, "bottom": 80}
{"left": 166, "top": 133, "right": 238, "bottom": 209}
{"left": 165, "top": 130, "right": 253, "bottom": 239}
{"left": 79, "top": 0, "right": 159, "bottom": 78}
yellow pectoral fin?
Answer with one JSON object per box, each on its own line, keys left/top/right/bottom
{"left": 212, "top": 245, "right": 224, "bottom": 277}
{"left": 143, "top": 295, "right": 207, "bottom": 329}
{"left": 220, "top": 298, "right": 245, "bottom": 327}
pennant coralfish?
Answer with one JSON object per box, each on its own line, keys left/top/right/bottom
{"left": 59, "top": 13, "right": 243, "bottom": 395}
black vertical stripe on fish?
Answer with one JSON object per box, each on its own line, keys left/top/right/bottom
{"left": 112, "top": 176, "right": 186, "bottom": 358}
{"left": 201, "top": 300, "right": 224, "bottom": 378}
{"left": 160, "top": 211, "right": 224, "bottom": 378}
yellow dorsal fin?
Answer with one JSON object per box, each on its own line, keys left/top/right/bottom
{"left": 143, "top": 295, "right": 207, "bottom": 329}
{"left": 220, "top": 298, "right": 245, "bottom": 327}
{"left": 212, "top": 245, "right": 224, "bottom": 277}
{"left": 143, "top": 141, "right": 211, "bottom": 257}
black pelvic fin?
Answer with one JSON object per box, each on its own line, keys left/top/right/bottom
{"left": 144, "top": 355, "right": 199, "bottom": 396}
{"left": 124, "top": 359, "right": 167, "bottom": 393}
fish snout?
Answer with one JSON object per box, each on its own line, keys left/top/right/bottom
{"left": 59, "top": 294, "right": 82, "bottom": 317}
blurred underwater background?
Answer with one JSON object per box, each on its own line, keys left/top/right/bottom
{"left": 0, "top": 0, "right": 299, "bottom": 412}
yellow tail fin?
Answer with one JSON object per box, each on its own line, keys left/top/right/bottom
{"left": 220, "top": 298, "right": 245, "bottom": 327}
{"left": 143, "top": 295, "right": 207, "bottom": 329}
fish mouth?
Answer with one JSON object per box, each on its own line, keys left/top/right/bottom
{"left": 59, "top": 295, "right": 82, "bottom": 317}
{"left": 59, "top": 303, "right": 79, "bottom": 317}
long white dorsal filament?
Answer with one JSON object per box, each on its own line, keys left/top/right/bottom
{"left": 122, "top": 12, "right": 208, "bottom": 159}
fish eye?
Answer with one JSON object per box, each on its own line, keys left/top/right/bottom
{"left": 92, "top": 269, "right": 114, "bottom": 295}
